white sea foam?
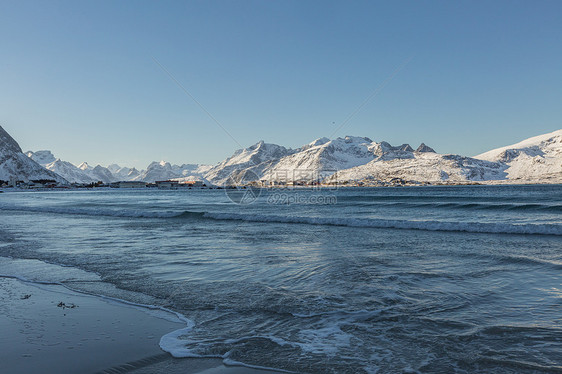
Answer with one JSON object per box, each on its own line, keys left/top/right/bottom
{"left": 0, "top": 257, "right": 285, "bottom": 372}
{"left": 158, "top": 326, "right": 200, "bottom": 358}
{"left": 0, "top": 257, "right": 196, "bottom": 356}
{"left": 203, "top": 212, "right": 562, "bottom": 236}
{"left": 296, "top": 326, "right": 353, "bottom": 355}
{"left": 2, "top": 202, "right": 560, "bottom": 235}
{"left": 158, "top": 331, "right": 301, "bottom": 372}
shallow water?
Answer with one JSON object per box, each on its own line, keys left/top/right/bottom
{"left": 1, "top": 185, "right": 561, "bottom": 373}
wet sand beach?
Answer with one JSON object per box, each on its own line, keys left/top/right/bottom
{"left": 0, "top": 277, "right": 280, "bottom": 374}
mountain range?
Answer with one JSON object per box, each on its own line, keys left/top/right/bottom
{"left": 201, "top": 130, "right": 561, "bottom": 185}
{"left": 25, "top": 149, "right": 213, "bottom": 184}
{"left": 1, "top": 125, "right": 561, "bottom": 185}
{"left": 0, "top": 127, "right": 66, "bottom": 183}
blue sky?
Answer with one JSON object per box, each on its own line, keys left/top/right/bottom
{"left": 1, "top": 0, "right": 561, "bottom": 168}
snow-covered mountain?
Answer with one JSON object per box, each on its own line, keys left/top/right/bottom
{"left": 44, "top": 159, "right": 98, "bottom": 184}
{"left": 204, "top": 130, "right": 561, "bottom": 185}
{"left": 25, "top": 150, "right": 210, "bottom": 184}
{"left": 132, "top": 161, "right": 212, "bottom": 183}
{"left": 0, "top": 126, "right": 66, "bottom": 183}
{"left": 268, "top": 136, "right": 376, "bottom": 175}
{"left": 26, "top": 150, "right": 131, "bottom": 184}
{"left": 26, "top": 150, "right": 56, "bottom": 165}
{"left": 474, "top": 129, "right": 562, "bottom": 183}
{"left": 204, "top": 136, "right": 449, "bottom": 185}
{"left": 204, "top": 141, "right": 296, "bottom": 185}
{"left": 328, "top": 150, "right": 506, "bottom": 184}
{"left": 112, "top": 166, "right": 141, "bottom": 181}
{"left": 27, "top": 150, "right": 97, "bottom": 184}
{"left": 105, "top": 164, "right": 140, "bottom": 181}
{"left": 77, "top": 162, "right": 116, "bottom": 183}
{"left": 12, "top": 125, "right": 562, "bottom": 187}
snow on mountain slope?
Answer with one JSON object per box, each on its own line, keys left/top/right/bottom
{"left": 416, "top": 143, "right": 435, "bottom": 153}
{"left": 78, "top": 162, "right": 116, "bottom": 183}
{"left": 187, "top": 164, "right": 213, "bottom": 175}
{"left": 107, "top": 164, "right": 142, "bottom": 180}
{"left": 45, "top": 159, "right": 97, "bottom": 184}
{"left": 10, "top": 126, "right": 562, "bottom": 186}
{"left": 474, "top": 129, "right": 562, "bottom": 183}
{"left": 133, "top": 161, "right": 212, "bottom": 183}
{"left": 107, "top": 164, "right": 122, "bottom": 174}
{"left": 26, "top": 150, "right": 56, "bottom": 166}
{"left": 115, "top": 166, "right": 141, "bottom": 181}
{"left": 204, "top": 141, "right": 295, "bottom": 185}
{"left": 276, "top": 136, "right": 375, "bottom": 170}
{"left": 257, "top": 136, "right": 378, "bottom": 182}
{"left": 170, "top": 175, "right": 212, "bottom": 185}
{"left": 329, "top": 151, "right": 506, "bottom": 184}
{"left": 91, "top": 165, "right": 116, "bottom": 183}
{"left": 134, "top": 161, "right": 176, "bottom": 182}
{"left": 78, "top": 162, "right": 91, "bottom": 172}
{"left": 26, "top": 150, "right": 98, "bottom": 184}
{"left": 206, "top": 136, "right": 447, "bottom": 185}
{"left": 207, "top": 130, "right": 562, "bottom": 185}
{"left": 0, "top": 126, "right": 66, "bottom": 183}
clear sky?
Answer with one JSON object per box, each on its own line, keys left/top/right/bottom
{"left": 1, "top": 0, "right": 561, "bottom": 169}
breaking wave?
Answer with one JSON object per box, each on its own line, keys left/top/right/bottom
{"left": 1, "top": 203, "right": 561, "bottom": 236}
{"left": 199, "top": 212, "right": 562, "bottom": 236}
{"left": 382, "top": 201, "right": 562, "bottom": 212}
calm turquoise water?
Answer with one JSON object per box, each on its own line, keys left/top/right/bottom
{"left": 1, "top": 185, "right": 561, "bottom": 373}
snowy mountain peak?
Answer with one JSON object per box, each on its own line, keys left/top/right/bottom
{"left": 238, "top": 142, "right": 293, "bottom": 164}
{"left": 416, "top": 143, "right": 436, "bottom": 153}
{"left": 204, "top": 141, "right": 296, "bottom": 185}
{"left": 107, "top": 164, "right": 122, "bottom": 173}
{"left": 7, "top": 125, "right": 562, "bottom": 186}
{"left": 250, "top": 140, "right": 266, "bottom": 150}
{"left": 131, "top": 160, "right": 211, "bottom": 183}
{"left": 0, "top": 125, "right": 23, "bottom": 154}
{"left": 44, "top": 158, "right": 96, "bottom": 184}
{"left": 71, "top": 162, "right": 115, "bottom": 183}
{"left": 1, "top": 125, "right": 66, "bottom": 183}
{"left": 78, "top": 162, "right": 90, "bottom": 171}
{"left": 205, "top": 132, "right": 560, "bottom": 186}
{"left": 26, "top": 150, "right": 56, "bottom": 166}
{"left": 341, "top": 135, "right": 373, "bottom": 144}
{"left": 473, "top": 129, "right": 562, "bottom": 182}
{"left": 369, "top": 141, "right": 415, "bottom": 159}
{"left": 475, "top": 129, "right": 562, "bottom": 161}
{"left": 308, "top": 137, "right": 330, "bottom": 147}
{"left": 399, "top": 144, "right": 414, "bottom": 152}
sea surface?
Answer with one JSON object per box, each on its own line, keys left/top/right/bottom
{"left": 0, "top": 185, "right": 561, "bottom": 373}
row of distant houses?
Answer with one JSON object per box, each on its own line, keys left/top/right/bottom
{"left": 113, "top": 180, "right": 206, "bottom": 189}
{"left": 0, "top": 179, "right": 65, "bottom": 189}
{"left": 0, "top": 179, "right": 207, "bottom": 189}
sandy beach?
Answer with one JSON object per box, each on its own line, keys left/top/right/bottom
{"left": 0, "top": 277, "right": 281, "bottom": 374}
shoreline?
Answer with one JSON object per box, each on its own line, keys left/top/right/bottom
{"left": 0, "top": 276, "right": 282, "bottom": 374}
{"left": 1, "top": 180, "right": 561, "bottom": 194}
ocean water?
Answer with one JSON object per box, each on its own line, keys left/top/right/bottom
{"left": 0, "top": 185, "right": 561, "bottom": 373}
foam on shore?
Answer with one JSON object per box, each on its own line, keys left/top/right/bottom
{"left": 0, "top": 257, "right": 285, "bottom": 374}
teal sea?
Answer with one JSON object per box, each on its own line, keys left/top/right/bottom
{"left": 1, "top": 185, "right": 561, "bottom": 373}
